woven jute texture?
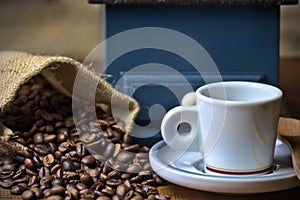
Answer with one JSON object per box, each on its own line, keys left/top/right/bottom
{"left": 0, "top": 51, "right": 139, "bottom": 133}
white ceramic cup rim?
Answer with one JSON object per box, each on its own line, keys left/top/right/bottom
{"left": 196, "top": 81, "right": 283, "bottom": 106}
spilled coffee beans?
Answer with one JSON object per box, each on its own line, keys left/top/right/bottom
{"left": 0, "top": 75, "right": 170, "bottom": 200}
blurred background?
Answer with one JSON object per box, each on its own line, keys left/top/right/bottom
{"left": 0, "top": 0, "right": 103, "bottom": 58}
{"left": 0, "top": 0, "right": 299, "bottom": 117}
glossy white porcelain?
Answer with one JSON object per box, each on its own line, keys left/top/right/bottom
{"left": 149, "top": 139, "right": 300, "bottom": 194}
{"left": 161, "top": 81, "right": 282, "bottom": 176}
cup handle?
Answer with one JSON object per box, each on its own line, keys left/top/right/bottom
{"left": 161, "top": 106, "right": 199, "bottom": 151}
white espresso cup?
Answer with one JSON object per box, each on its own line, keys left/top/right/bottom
{"left": 161, "top": 81, "right": 282, "bottom": 176}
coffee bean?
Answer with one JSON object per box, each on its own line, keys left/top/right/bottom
{"left": 21, "top": 190, "right": 36, "bottom": 200}
{"left": 10, "top": 184, "right": 27, "bottom": 195}
{"left": 81, "top": 155, "right": 96, "bottom": 166}
{"left": 54, "top": 151, "right": 63, "bottom": 160}
{"left": 43, "top": 189, "right": 52, "bottom": 198}
{"left": 43, "top": 134, "right": 56, "bottom": 143}
{"left": 33, "top": 132, "right": 44, "bottom": 144}
{"left": 97, "top": 196, "right": 111, "bottom": 200}
{"left": 40, "top": 175, "right": 54, "bottom": 187}
{"left": 26, "top": 168, "right": 38, "bottom": 176}
{"left": 64, "top": 116, "right": 75, "bottom": 128}
{"left": 50, "top": 185, "right": 65, "bottom": 195}
{"left": 101, "top": 186, "right": 115, "bottom": 196}
{"left": 132, "top": 195, "right": 144, "bottom": 200}
{"left": 64, "top": 171, "right": 79, "bottom": 181}
{"left": 2, "top": 163, "right": 17, "bottom": 171}
{"left": 50, "top": 164, "right": 61, "bottom": 174}
{"left": 116, "top": 184, "right": 129, "bottom": 198}
{"left": 88, "top": 168, "right": 99, "bottom": 178}
{"left": 62, "top": 159, "right": 76, "bottom": 171}
{"left": 123, "top": 133, "right": 132, "bottom": 144}
{"left": 107, "top": 179, "right": 122, "bottom": 188}
{"left": 28, "top": 176, "right": 38, "bottom": 187}
{"left": 66, "top": 187, "right": 78, "bottom": 199}
{"left": 135, "top": 185, "right": 147, "bottom": 197}
{"left": 127, "top": 163, "right": 142, "bottom": 173}
{"left": 80, "top": 174, "right": 94, "bottom": 187}
{"left": 104, "top": 142, "right": 115, "bottom": 158}
{"left": 43, "top": 154, "right": 55, "bottom": 167}
{"left": 57, "top": 127, "right": 69, "bottom": 135}
{"left": 45, "top": 125, "right": 54, "bottom": 133}
{"left": 155, "top": 194, "right": 171, "bottom": 200}
{"left": 116, "top": 152, "right": 133, "bottom": 163}
{"left": 41, "top": 112, "right": 54, "bottom": 122}
{"left": 76, "top": 143, "right": 86, "bottom": 158}
{"left": 52, "top": 177, "right": 64, "bottom": 186}
{"left": 46, "top": 195, "right": 64, "bottom": 200}
{"left": 142, "top": 179, "right": 156, "bottom": 186}
{"left": 107, "top": 170, "right": 121, "bottom": 180}
{"left": 48, "top": 142, "right": 58, "bottom": 154}
{"left": 34, "top": 144, "right": 50, "bottom": 155}
{"left": 18, "top": 85, "right": 31, "bottom": 96}
{"left": 24, "top": 158, "right": 34, "bottom": 169}
{"left": 28, "top": 126, "right": 38, "bottom": 136}
{"left": 124, "top": 190, "right": 134, "bottom": 200}
{"left": 30, "top": 187, "right": 43, "bottom": 199}
{"left": 39, "top": 166, "right": 50, "bottom": 178}
{"left": 124, "top": 144, "right": 140, "bottom": 152}
{"left": 56, "top": 132, "right": 67, "bottom": 143}
{"left": 52, "top": 113, "right": 63, "bottom": 121}
{"left": 80, "top": 188, "right": 95, "bottom": 199}
{"left": 32, "top": 156, "right": 43, "bottom": 168}
{"left": 32, "top": 119, "right": 45, "bottom": 127}
{"left": 76, "top": 182, "right": 88, "bottom": 191}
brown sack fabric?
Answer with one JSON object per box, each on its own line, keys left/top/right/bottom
{"left": 0, "top": 51, "right": 139, "bottom": 131}
{"left": 0, "top": 51, "right": 139, "bottom": 153}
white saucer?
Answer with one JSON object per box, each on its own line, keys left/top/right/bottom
{"left": 149, "top": 139, "right": 300, "bottom": 194}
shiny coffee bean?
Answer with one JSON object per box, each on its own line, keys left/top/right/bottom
{"left": 97, "top": 196, "right": 111, "bottom": 200}
{"left": 34, "top": 144, "right": 50, "bottom": 155}
{"left": 46, "top": 195, "right": 64, "bottom": 200}
{"left": 52, "top": 177, "right": 64, "bottom": 186}
{"left": 32, "top": 156, "right": 43, "bottom": 168}
{"left": 39, "top": 166, "right": 50, "bottom": 178}
{"left": 33, "top": 132, "right": 44, "bottom": 144}
{"left": 10, "top": 184, "right": 27, "bottom": 195}
{"left": 21, "top": 190, "right": 36, "bottom": 200}
{"left": 76, "top": 143, "right": 86, "bottom": 157}
{"left": 116, "top": 184, "right": 129, "bottom": 198}
{"left": 64, "top": 116, "right": 75, "bottom": 128}
{"left": 116, "top": 152, "right": 133, "bottom": 163}
{"left": 30, "top": 187, "right": 43, "bottom": 199}
{"left": 81, "top": 155, "right": 96, "bottom": 166}
{"left": 24, "top": 158, "right": 34, "bottom": 169}
{"left": 62, "top": 159, "right": 76, "bottom": 171}
{"left": 43, "top": 154, "right": 55, "bottom": 167}
{"left": 80, "top": 174, "right": 94, "bottom": 187}
{"left": 50, "top": 185, "right": 65, "bottom": 195}
{"left": 41, "top": 112, "right": 54, "bottom": 122}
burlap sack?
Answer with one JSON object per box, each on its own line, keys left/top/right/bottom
{"left": 0, "top": 50, "right": 140, "bottom": 199}
{"left": 0, "top": 50, "right": 139, "bottom": 152}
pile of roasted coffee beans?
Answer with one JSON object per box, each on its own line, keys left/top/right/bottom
{"left": 0, "top": 75, "right": 170, "bottom": 200}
